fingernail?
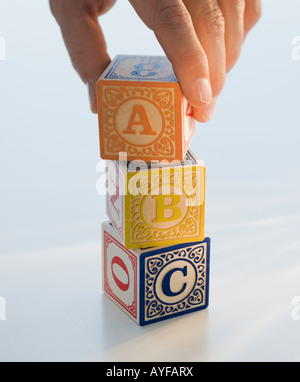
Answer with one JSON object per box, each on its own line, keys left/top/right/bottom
{"left": 201, "top": 97, "right": 217, "bottom": 122}
{"left": 86, "top": 81, "right": 97, "bottom": 113}
{"left": 196, "top": 78, "right": 213, "bottom": 105}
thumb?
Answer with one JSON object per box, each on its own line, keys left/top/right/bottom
{"left": 50, "top": 0, "right": 111, "bottom": 113}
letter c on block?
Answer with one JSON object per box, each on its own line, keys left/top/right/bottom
{"left": 155, "top": 260, "right": 198, "bottom": 305}
{"left": 162, "top": 266, "right": 188, "bottom": 297}
{"left": 111, "top": 257, "right": 130, "bottom": 292}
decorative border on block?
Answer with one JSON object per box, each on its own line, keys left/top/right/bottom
{"left": 127, "top": 167, "right": 203, "bottom": 247}
{"left": 101, "top": 84, "right": 178, "bottom": 159}
{"left": 104, "top": 56, "right": 178, "bottom": 82}
{"left": 140, "top": 239, "right": 210, "bottom": 326}
{"left": 106, "top": 161, "right": 125, "bottom": 241}
{"left": 103, "top": 231, "right": 138, "bottom": 319}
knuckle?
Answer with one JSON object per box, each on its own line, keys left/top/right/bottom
{"left": 49, "top": 0, "right": 63, "bottom": 20}
{"left": 222, "top": 0, "right": 245, "bottom": 13}
{"left": 96, "top": 0, "right": 117, "bottom": 16}
{"left": 203, "top": 8, "right": 225, "bottom": 35}
{"left": 235, "top": 0, "right": 246, "bottom": 10}
{"left": 155, "top": 1, "right": 192, "bottom": 29}
{"left": 69, "top": 51, "right": 88, "bottom": 80}
{"left": 50, "top": 0, "right": 100, "bottom": 21}
{"left": 246, "top": 3, "right": 262, "bottom": 28}
{"left": 231, "top": 0, "right": 246, "bottom": 12}
{"left": 252, "top": 6, "right": 262, "bottom": 24}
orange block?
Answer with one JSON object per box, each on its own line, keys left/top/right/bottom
{"left": 97, "top": 55, "right": 195, "bottom": 162}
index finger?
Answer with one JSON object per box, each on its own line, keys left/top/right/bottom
{"left": 130, "top": 0, "right": 213, "bottom": 110}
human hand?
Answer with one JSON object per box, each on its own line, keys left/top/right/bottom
{"left": 50, "top": 0, "right": 261, "bottom": 122}
{"left": 50, "top": 0, "right": 117, "bottom": 113}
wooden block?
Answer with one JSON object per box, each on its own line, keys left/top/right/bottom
{"left": 102, "top": 221, "right": 210, "bottom": 326}
{"left": 97, "top": 55, "right": 195, "bottom": 162}
{"left": 106, "top": 149, "right": 206, "bottom": 249}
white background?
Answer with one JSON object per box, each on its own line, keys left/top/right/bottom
{"left": 0, "top": 0, "right": 300, "bottom": 362}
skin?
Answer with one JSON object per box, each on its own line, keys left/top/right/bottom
{"left": 49, "top": 0, "right": 261, "bottom": 122}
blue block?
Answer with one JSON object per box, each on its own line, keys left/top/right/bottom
{"left": 103, "top": 55, "right": 178, "bottom": 82}
{"left": 102, "top": 222, "right": 210, "bottom": 326}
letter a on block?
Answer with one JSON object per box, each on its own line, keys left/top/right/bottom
{"left": 98, "top": 55, "right": 196, "bottom": 161}
{"left": 152, "top": 195, "right": 182, "bottom": 224}
{"left": 122, "top": 105, "right": 157, "bottom": 136}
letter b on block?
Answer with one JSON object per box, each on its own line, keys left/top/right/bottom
{"left": 103, "top": 222, "right": 210, "bottom": 326}
{"left": 107, "top": 149, "right": 206, "bottom": 249}
{"left": 152, "top": 195, "right": 182, "bottom": 224}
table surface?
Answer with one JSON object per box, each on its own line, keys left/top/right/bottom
{"left": 1, "top": 182, "right": 300, "bottom": 362}
{"left": 0, "top": 0, "right": 300, "bottom": 362}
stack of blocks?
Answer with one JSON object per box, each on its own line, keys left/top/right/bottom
{"left": 97, "top": 56, "right": 210, "bottom": 326}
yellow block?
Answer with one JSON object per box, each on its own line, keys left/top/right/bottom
{"left": 107, "top": 150, "right": 206, "bottom": 249}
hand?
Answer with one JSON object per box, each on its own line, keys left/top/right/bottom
{"left": 50, "top": 0, "right": 261, "bottom": 122}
